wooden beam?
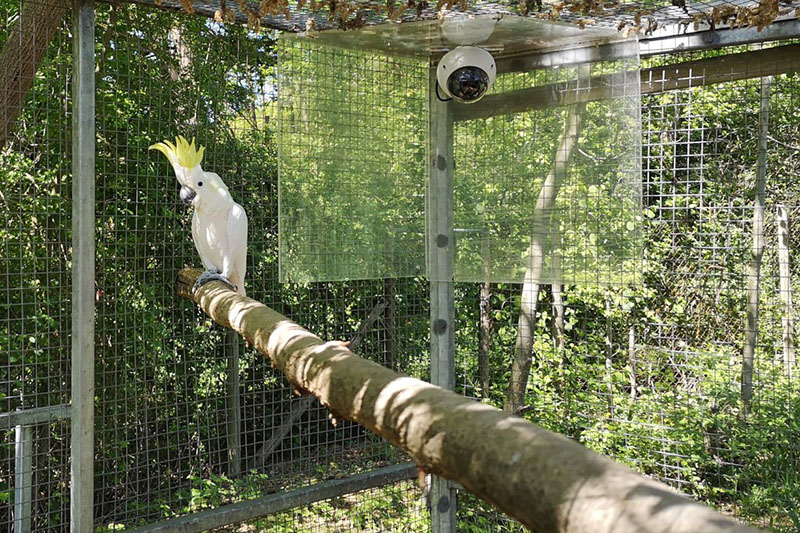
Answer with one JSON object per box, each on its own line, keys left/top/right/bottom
{"left": 454, "top": 44, "right": 800, "bottom": 122}
{"left": 176, "top": 267, "right": 760, "bottom": 533}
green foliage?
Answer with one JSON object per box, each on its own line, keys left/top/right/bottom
{"left": 2, "top": 1, "right": 799, "bottom": 530}
{"left": 277, "top": 37, "right": 428, "bottom": 283}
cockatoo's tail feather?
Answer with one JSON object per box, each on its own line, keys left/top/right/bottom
{"left": 149, "top": 135, "right": 205, "bottom": 169}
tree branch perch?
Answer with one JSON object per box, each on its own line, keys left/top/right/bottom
{"left": 176, "top": 267, "right": 758, "bottom": 533}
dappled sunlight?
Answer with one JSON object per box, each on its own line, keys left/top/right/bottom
{"left": 177, "top": 267, "right": 758, "bottom": 533}
{"left": 227, "top": 297, "right": 261, "bottom": 328}
{"left": 268, "top": 319, "right": 318, "bottom": 355}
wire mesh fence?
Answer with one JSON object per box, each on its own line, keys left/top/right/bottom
{"left": 452, "top": 50, "right": 799, "bottom": 530}
{"left": 1, "top": 0, "right": 72, "bottom": 529}
{"left": 2, "top": 3, "right": 432, "bottom": 531}
{"left": 0, "top": 1, "right": 799, "bottom": 532}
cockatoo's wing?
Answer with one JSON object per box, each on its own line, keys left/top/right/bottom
{"left": 224, "top": 202, "right": 248, "bottom": 296}
{"left": 192, "top": 211, "right": 218, "bottom": 272}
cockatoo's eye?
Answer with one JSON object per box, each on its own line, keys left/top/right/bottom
{"left": 197, "top": 181, "right": 203, "bottom": 187}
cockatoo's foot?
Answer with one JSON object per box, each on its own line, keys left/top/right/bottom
{"left": 193, "top": 270, "right": 238, "bottom": 294}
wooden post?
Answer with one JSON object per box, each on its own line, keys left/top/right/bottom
{"left": 175, "top": 268, "right": 760, "bottom": 533}
{"left": 741, "top": 76, "right": 771, "bottom": 417}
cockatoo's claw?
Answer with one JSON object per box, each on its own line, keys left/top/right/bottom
{"left": 193, "top": 270, "right": 237, "bottom": 294}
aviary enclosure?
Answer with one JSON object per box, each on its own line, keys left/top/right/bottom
{"left": 0, "top": 0, "right": 798, "bottom": 530}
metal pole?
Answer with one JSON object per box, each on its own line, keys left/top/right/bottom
{"left": 225, "top": 329, "right": 241, "bottom": 477}
{"left": 426, "top": 68, "right": 456, "bottom": 533}
{"left": 14, "top": 423, "right": 32, "bottom": 533}
{"left": 126, "top": 463, "right": 417, "bottom": 533}
{"left": 71, "top": 0, "right": 95, "bottom": 530}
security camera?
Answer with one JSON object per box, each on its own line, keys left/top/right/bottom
{"left": 436, "top": 46, "right": 496, "bottom": 104}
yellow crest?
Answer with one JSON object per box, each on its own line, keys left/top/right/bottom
{"left": 149, "top": 135, "right": 205, "bottom": 169}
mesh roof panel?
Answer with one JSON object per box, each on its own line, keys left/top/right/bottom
{"left": 122, "top": 0, "right": 799, "bottom": 43}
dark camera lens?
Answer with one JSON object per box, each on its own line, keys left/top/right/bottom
{"left": 447, "top": 66, "right": 489, "bottom": 103}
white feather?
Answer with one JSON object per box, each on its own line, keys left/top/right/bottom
{"left": 187, "top": 170, "right": 248, "bottom": 295}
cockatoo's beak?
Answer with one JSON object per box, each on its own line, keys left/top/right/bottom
{"left": 179, "top": 185, "right": 196, "bottom": 205}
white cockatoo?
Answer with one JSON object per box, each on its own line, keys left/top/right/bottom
{"left": 150, "top": 136, "right": 248, "bottom": 296}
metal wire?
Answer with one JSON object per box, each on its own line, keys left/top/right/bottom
{"left": 454, "top": 43, "right": 799, "bottom": 530}
{"left": 0, "top": 0, "right": 72, "bottom": 529}
{"left": 1, "top": 2, "right": 799, "bottom": 531}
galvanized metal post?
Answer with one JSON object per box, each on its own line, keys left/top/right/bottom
{"left": 14, "top": 423, "right": 32, "bottom": 533}
{"left": 426, "top": 68, "right": 456, "bottom": 533}
{"left": 71, "top": 0, "right": 95, "bottom": 530}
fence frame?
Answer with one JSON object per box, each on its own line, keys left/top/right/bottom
{"left": 70, "top": 0, "right": 96, "bottom": 530}
{"left": 5, "top": 4, "right": 791, "bottom": 529}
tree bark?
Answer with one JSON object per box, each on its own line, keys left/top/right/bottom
{"left": 628, "top": 324, "right": 638, "bottom": 401}
{"left": 384, "top": 278, "right": 397, "bottom": 369}
{"left": 552, "top": 285, "right": 566, "bottom": 351}
{"left": 225, "top": 329, "right": 241, "bottom": 477}
{"left": 478, "top": 232, "right": 494, "bottom": 398}
{"left": 478, "top": 281, "right": 493, "bottom": 398}
{"left": 604, "top": 293, "right": 616, "bottom": 418}
{"left": 0, "top": 0, "right": 69, "bottom": 149}
{"left": 777, "top": 205, "right": 795, "bottom": 379}
{"left": 551, "top": 229, "right": 566, "bottom": 353}
{"left": 168, "top": 25, "right": 198, "bottom": 126}
{"left": 176, "top": 268, "right": 759, "bottom": 533}
{"left": 741, "top": 76, "right": 771, "bottom": 417}
{"left": 504, "top": 101, "right": 586, "bottom": 414}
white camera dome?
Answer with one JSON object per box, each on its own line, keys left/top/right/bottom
{"left": 436, "top": 46, "right": 496, "bottom": 104}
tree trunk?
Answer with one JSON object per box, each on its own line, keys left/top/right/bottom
{"left": 0, "top": 0, "right": 69, "bottom": 149}
{"left": 176, "top": 268, "right": 759, "bottom": 533}
{"left": 628, "top": 324, "right": 638, "bottom": 401}
{"left": 551, "top": 229, "right": 566, "bottom": 353}
{"left": 504, "top": 101, "right": 586, "bottom": 414}
{"left": 552, "top": 285, "right": 565, "bottom": 351}
{"left": 384, "top": 278, "right": 397, "bottom": 369}
{"left": 777, "top": 205, "right": 795, "bottom": 379}
{"left": 478, "top": 281, "right": 493, "bottom": 398}
{"left": 741, "top": 76, "right": 772, "bottom": 417}
{"left": 168, "top": 25, "right": 198, "bottom": 125}
{"left": 604, "top": 293, "right": 616, "bottom": 418}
